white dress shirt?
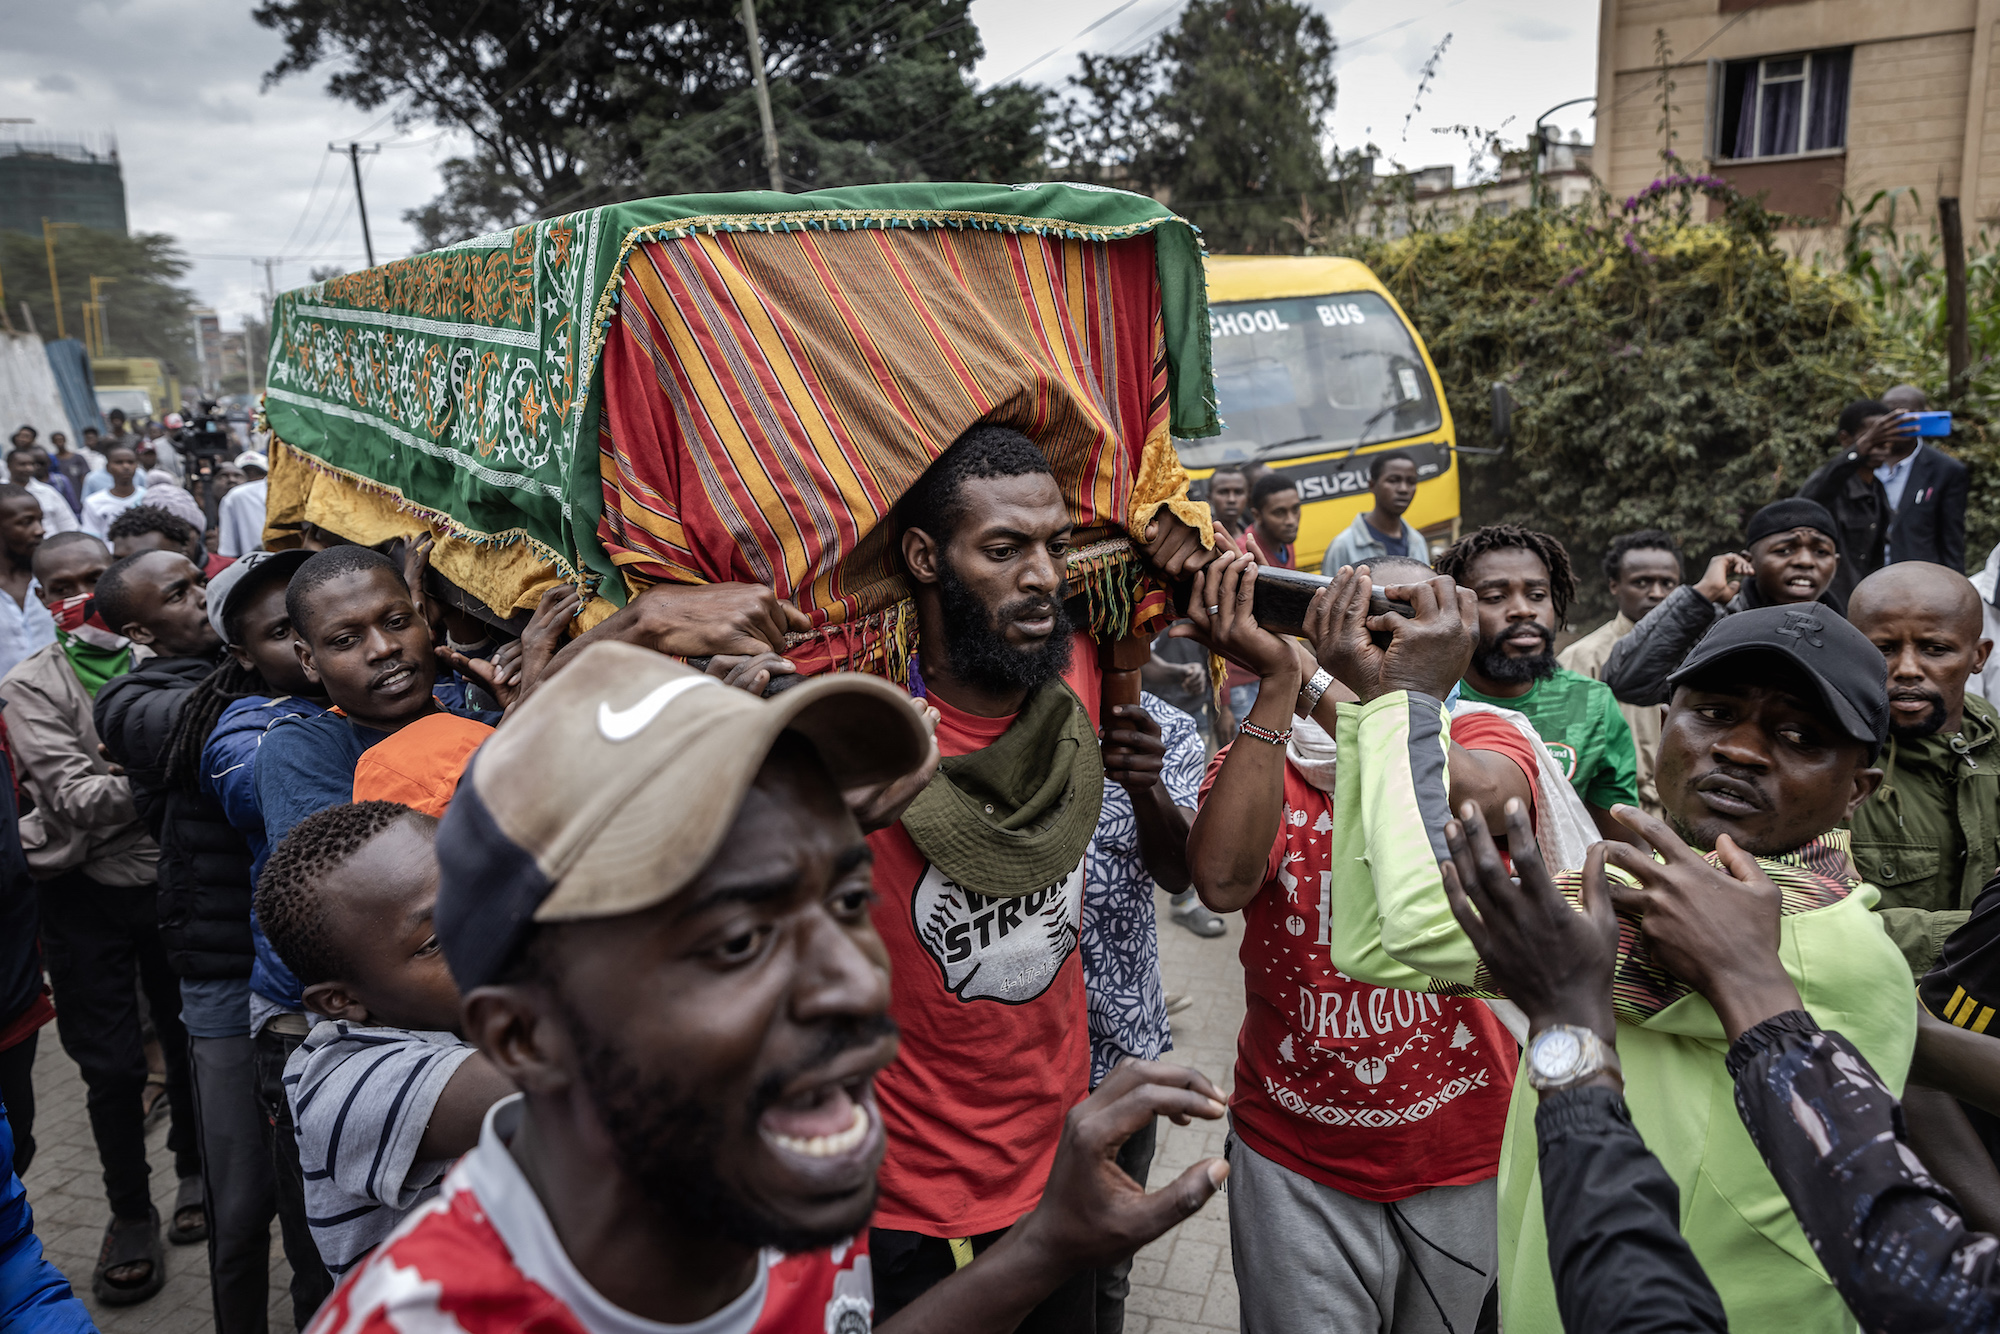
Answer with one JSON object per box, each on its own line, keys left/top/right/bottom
{"left": 0, "top": 583, "right": 55, "bottom": 683}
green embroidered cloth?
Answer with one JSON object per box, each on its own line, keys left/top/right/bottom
{"left": 261, "top": 182, "right": 1217, "bottom": 603}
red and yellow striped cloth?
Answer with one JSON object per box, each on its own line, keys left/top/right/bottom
{"left": 596, "top": 224, "right": 1192, "bottom": 674}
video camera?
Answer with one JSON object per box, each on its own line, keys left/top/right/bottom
{"left": 175, "top": 401, "right": 235, "bottom": 481}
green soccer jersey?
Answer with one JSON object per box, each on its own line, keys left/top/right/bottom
{"left": 1458, "top": 666, "right": 1639, "bottom": 810}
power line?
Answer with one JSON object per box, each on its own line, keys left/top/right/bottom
{"left": 877, "top": 2, "right": 1179, "bottom": 161}
{"left": 331, "top": 141, "right": 383, "bottom": 267}
{"left": 1335, "top": 0, "right": 1468, "bottom": 62}
{"left": 1104, "top": 0, "right": 1186, "bottom": 57}
{"left": 990, "top": 0, "right": 1149, "bottom": 85}
{"left": 1604, "top": 1, "right": 1771, "bottom": 114}
{"left": 276, "top": 150, "right": 335, "bottom": 255}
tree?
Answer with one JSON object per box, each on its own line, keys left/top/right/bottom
{"left": 1050, "top": 0, "right": 1341, "bottom": 254}
{"left": 0, "top": 227, "right": 198, "bottom": 376}
{"left": 1351, "top": 176, "right": 1890, "bottom": 624}
{"left": 254, "top": 0, "right": 1052, "bottom": 249}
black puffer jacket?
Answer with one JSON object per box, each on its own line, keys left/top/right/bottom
{"left": 1602, "top": 580, "right": 1848, "bottom": 708}
{"left": 94, "top": 656, "right": 255, "bottom": 980}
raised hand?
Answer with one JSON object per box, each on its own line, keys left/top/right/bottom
{"left": 402, "top": 533, "right": 436, "bottom": 626}
{"left": 1011, "top": 1060, "right": 1228, "bottom": 1272}
{"left": 1101, "top": 702, "right": 1167, "bottom": 796}
{"left": 1304, "top": 565, "right": 1472, "bottom": 703}
{"left": 1144, "top": 513, "right": 1227, "bottom": 578}
{"left": 1167, "top": 549, "right": 1298, "bottom": 689}
{"left": 1441, "top": 798, "right": 1618, "bottom": 1043}
{"left": 1851, "top": 410, "right": 1918, "bottom": 467}
{"left": 1600, "top": 805, "right": 1802, "bottom": 1040}
{"left": 703, "top": 650, "right": 796, "bottom": 696}
{"left": 1693, "top": 552, "right": 1754, "bottom": 606}
{"left": 844, "top": 695, "right": 940, "bottom": 833}
{"left": 441, "top": 582, "right": 584, "bottom": 712}
{"left": 541, "top": 581, "right": 813, "bottom": 683}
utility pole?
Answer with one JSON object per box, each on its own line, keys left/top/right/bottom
{"left": 331, "top": 142, "right": 381, "bottom": 268}
{"left": 192, "top": 311, "right": 209, "bottom": 397}
{"left": 41, "top": 218, "right": 77, "bottom": 340}
{"left": 1942, "top": 196, "right": 1971, "bottom": 404}
{"left": 255, "top": 258, "right": 280, "bottom": 392}
{"left": 86, "top": 275, "right": 116, "bottom": 358}
{"left": 739, "top": 0, "right": 784, "bottom": 192}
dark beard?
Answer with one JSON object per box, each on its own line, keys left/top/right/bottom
{"left": 1470, "top": 623, "right": 1558, "bottom": 687}
{"left": 560, "top": 994, "right": 897, "bottom": 1254}
{"left": 1888, "top": 690, "right": 1949, "bottom": 741}
{"left": 935, "top": 553, "right": 1073, "bottom": 694}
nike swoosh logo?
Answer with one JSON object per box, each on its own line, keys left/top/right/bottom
{"left": 596, "top": 676, "right": 721, "bottom": 742}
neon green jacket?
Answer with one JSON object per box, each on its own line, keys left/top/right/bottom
{"left": 1328, "top": 691, "right": 1918, "bottom": 1334}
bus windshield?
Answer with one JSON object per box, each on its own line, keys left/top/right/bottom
{"left": 1178, "top": 291, "right": 1443, "bottom": 468}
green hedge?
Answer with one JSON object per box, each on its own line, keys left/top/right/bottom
{"left": 1348, "top": 176, "right": 1928, "bottom": 622}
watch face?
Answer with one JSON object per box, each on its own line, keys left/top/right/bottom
{"left": 1532, "top": 1029, "right": 1583, "bottom": 1082}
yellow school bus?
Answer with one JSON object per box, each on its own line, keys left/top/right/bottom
{"left": 1181, "top": 256, "right": 1459, "bottom": 571}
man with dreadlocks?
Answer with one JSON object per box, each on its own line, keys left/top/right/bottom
{"left": 93, "top": 547, "right": 284, "bottom": 1332}
{"left": 1436, "top": 524, "right": 1640, "bottom": 844}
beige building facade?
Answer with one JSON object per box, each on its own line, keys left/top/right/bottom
{"left": 1360, "top": 141, "right": 1598, "bottom": 237}
{"left": 1595, "top": 0, "right": 2000, "bottom": 248}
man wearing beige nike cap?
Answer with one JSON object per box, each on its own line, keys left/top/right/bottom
{"left": 306, "top": 641, "right": 1229, "bottom": 1334}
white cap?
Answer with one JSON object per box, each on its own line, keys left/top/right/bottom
{"left": 234, "top": 450, "right": 268, "bottom": 472}
{"left": 163, "top": 413, "right": 185, "bottom": 429}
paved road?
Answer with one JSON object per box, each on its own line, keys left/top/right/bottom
{"left": 1124, "top": 892, "right": 1246, "bottom": 1334}
{"left": 16, "top": 885, "right": 1249, "bottom": 1333}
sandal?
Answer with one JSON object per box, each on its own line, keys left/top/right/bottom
{"left": 92, "top": 1209, "right": 165, "bottom": 1306}
{"left": 141, "top": 1073, "right": 169, "bottom": 1131}
{"left": 167, "top": 1175, "right": 207, "bottom": 1245}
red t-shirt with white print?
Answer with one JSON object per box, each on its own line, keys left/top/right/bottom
{"left": 1200, "top": 712, "right": 1531, "bottom": 1202}
{"left": 864, "top": 638, "right": 1101, "bottom": 1239}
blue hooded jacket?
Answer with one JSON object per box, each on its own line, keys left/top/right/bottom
{"left": 0, "top": 1096, "right": 93, "bottom": 1333}
{"left": 202, "top": 694, "right": 329, "bottom": 1010}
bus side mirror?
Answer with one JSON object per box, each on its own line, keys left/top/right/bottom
{"left": 1490, "top": 382, "right": 1514, "bottom": 448}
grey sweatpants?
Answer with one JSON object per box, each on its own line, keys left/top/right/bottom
{"left": 1228, "top": 1135, "right": 1498, "bottom": 1334}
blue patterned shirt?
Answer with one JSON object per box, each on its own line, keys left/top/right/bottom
{"left": 1082, "top": 691, "right": 1204, "bottom": 1086}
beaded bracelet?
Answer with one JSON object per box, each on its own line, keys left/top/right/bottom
{"left": 1238, "top": 720, "right": 1293, "bottom": 745}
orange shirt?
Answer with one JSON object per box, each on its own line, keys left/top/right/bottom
{"left": 351, "top": 712, "right": 494, "bottom": 817}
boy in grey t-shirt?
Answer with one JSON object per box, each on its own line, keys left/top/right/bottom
{"left": 256, "top": 802, "right": 516, "bottom": 1277}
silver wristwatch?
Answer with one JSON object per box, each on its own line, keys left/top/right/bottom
{"left": 1525, "top": 1024, "right": 1621, "bottom": 1092}
{"left": 1297, "top": 667, "right": 1335, "bottom": 716}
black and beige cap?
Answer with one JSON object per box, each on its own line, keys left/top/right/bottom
{"left": 434, "top": 640, "right": 931, "bottom": 990}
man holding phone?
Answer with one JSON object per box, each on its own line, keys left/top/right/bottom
{"left": 1876, "top": 384, "right": 1968, "bottom": 572}
{"left": 1798, "top": 400, "right": 1901, "bottom": 603}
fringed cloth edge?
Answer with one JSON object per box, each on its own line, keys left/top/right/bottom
{"left": 262, "top": 437, "right": 617, "bottom": 628}
{"left": 580, "top": 208, "right": 1217, "bottom": 455}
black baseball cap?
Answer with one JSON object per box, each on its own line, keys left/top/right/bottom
{"left": 1667, "top": 605, "right": 1888, "bottom": 755}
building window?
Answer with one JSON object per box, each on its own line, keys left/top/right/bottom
{"left": 1717, "top": 48, "right": 1851, "bottom": 160}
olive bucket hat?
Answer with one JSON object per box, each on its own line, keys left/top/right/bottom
{"left": 900, "top": 679, "right": 1104, "bottom": 898}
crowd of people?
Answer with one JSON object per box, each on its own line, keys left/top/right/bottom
{"left": 0, "top": 380, "right": 1997, "bottom": 1334}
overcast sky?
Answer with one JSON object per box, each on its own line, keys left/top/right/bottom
{"left": 1, "top": 0, "right": 1596, "bottom": 332}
